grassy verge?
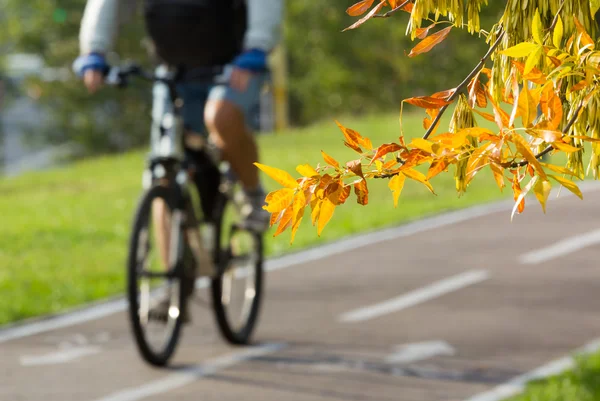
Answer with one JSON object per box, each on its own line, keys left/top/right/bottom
{"left": 506, "top": 350, "right": 600, "bottom": 401}
{"left": 0, "top": 110, "right": 523, "bottom": 325}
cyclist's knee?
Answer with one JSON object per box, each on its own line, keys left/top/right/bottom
{"left": 204, "top": 100, "right": 244, "bottom": 136}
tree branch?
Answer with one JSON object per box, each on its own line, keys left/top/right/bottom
{"left": 422, "top": 28, "right": 506, "bottom": 140}
{"left": 511, "top": 102, "right": 584, "bottom": 168}
{"left": 373, "top": 1, "right": 412, "bottom": 18}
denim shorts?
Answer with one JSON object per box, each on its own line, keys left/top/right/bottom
{"left": 151, "top": 65, "right": 267, "bottom": 135}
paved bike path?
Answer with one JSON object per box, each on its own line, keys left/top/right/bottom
{"left": 2, "top": 187, "right": 600, "bottom": 401}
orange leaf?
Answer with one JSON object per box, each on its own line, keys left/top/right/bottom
{"left": 321, "top": 150, "right": 340, "bottom": 169}
{"left": 473, "top": 109, "right": 496, "bottom": 123}
{"left": 415, "top": 23, "right": 436, "bottom": 39}
{"left": 346, "top": 0, "right": 375, "bottom": 16}
{"left": 264, "top": 188, "right": 295, "bottom": 213}
{"left": 540, "top": 85, "right": 563, "bottom": 130}
{"left": 343, "top": 0, "right": 386, "bottom": 31}
{"left": 370, "top": 143, "right": 402, "bottom": 164}
{"left": 408, "top": 26, "right": 453, "bottom": 57}
{"left": 426, "top": 158, "right": 449, "bottom": 180}
{"left": 317, "top": 198, "right": 335, "bottom": 236}
{"left": 511, "top": 133, "right": 547, "bottom": 180}
{"left": 336, "top": 120, "right": 363, "bottom": 153}
{"left": 273, "top": 207, "right": 293, "bottom": 237}
{"left": 353, "top": 180, "right": 369, "bottom": 205}
{"left": 431, "top": 88, "right": 457, "bottom": 101}
{"left": 346, "top": 159, "right": 364, "bottom": 178}
{"left": 517, "top": 83, "right": 538, "bottom": 128}
{"left": 338, "top": 185, "right": 351, "bottom": 204}
{"left": 255, "top": 163, "right": 298, "bottom": 189}
{"left": 574, "top": 16, "right": 594, "bottom": 48}
{"left": 404, "top": 96, "right": 452, "bottom": 109}
{"left": 490, "top": 162, "right": 505, "bottom": 190}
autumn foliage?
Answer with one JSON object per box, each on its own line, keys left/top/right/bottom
{"left": 256, "top": 0, "right": 600, "bottom": 243}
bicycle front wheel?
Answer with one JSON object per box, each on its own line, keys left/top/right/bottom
{"left": 126, "top": 185, "right": 188, "bottom": 366}
{"left": 210, "top": 196, "right": 264, "bottom": 345}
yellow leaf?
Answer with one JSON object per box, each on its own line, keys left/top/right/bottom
{"left": 388, "top": 174, "right": 406, "bottom": 207}
{"left": 532, "top": 9, "right": 543, "bottom": 45}
{"left": 500, "top": 42, "right": 540, "bottom": 58}
{"left": 524, "top": 46, "right": 543, "bottom": 75}
{"left": 533, "top": 179, "right": 552, "bottom": 213}
{"left": 402, "top": 168, "right": 435, "bottom": 194}
{"left": 317, "top": 198, "right": 335, "bottom": 236}
{"left": 548, "top": 174, "right": 583, "bottom": 199}
{"left": 264, "top": 188, "right": 295, "bottom": 213}
{"left": 409, "top": 138, "right": 438, "bottom": 154}
{"left": 255, "top": 163, "right": 298, "bottom": 189}
{"left": 553, "top": 15, "right": 563, "bottom": 48}
{"left": 311, "top": 199, "right": 321, "bottom": 226}
{"left": 553, "top": 141, "right": 580, "bottom": 153}
{"left": 296, "top": 164, "right": 318, "bottom": 177}
{"left": 511, "top": 176, "right": 538, "bottom": 221}
{"left": 290, "top": 191, "right": 306, "bottom": 244}
{"left": 539, "top": 162, "right": 577, "bottom": 176}
{"left": 517, "top": 84, "right": 537, "bottom": 128}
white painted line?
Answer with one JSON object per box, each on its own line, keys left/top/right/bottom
{"left": 93, "top": 342, "right": 286, "bottom": 401}
{"left": 464, "top": 337, "right": 600, "bottom": 401}
{"left": 20, "top": 346, "right": 101, "bottom": 367}
{"left": 385, "top": 341, "right": 456, "bottom": 364}
{"left": 1, "top": 180, "right": 598, "bottom": 344}
{"left": 339, "top": 270, "right": 490, "bottom": 323}
{"left": 519, "top": 228, "right": 600, "bottom": 265}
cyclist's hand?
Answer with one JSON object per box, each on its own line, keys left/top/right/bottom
{"left": 84, "top": 70, "right": 104, "bottom": 94}
{"left": 230, "top": 49, "right": 268, "bottom": 92}
{"left": 72, "top": 53, "right": 109, "bottom": 94}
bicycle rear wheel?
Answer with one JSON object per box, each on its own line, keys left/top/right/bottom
{"left": 126, "top": 185, "right": 189, "bottom": 366}
{"left": 210, "top": 194, "right": 264, "bottom": 345}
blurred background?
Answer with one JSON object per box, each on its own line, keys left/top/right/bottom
{"left": 0, "top": 1, "right": 506, "bottom": 176}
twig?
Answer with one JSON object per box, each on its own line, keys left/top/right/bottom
{"left": 374, "top": 0, "right": 412, "bottom": 18}
{"left": 548, "top": 0, "right": 566, "bottom": 31}
{"left": 422, "top": 28, "right": 506, "bottom": 139}
{"left": 512, "top": 103, "right": 584, "bottom": 167}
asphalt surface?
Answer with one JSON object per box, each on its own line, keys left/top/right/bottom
{"left": 2, "top": 187, "right": 600, "bottom": 401}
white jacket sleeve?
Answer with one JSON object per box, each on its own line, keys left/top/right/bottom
{"left": 79, "top": 0, "right": 137, "bottom": 55}
{"left": 244, "top": 0, "right": 284, "bottom": 52}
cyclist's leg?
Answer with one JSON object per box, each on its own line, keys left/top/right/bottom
{"left": 204, "top": 67, "right": 269, "bottom": 230}
{"left": 176, "top": 82, "right": 223, "bottom": 222}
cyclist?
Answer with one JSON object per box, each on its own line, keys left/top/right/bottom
{"left": 72, "top": 0, "right": 283, "bottom": 233}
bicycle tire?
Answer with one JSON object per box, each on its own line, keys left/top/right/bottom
{"left": 126, "top": 185, "right": 188, "bottom": 366}
{"left": 210, "top": 195, "right": 264, "bottom": 345}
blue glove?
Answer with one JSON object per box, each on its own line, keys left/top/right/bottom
{"left": 231, "top": 49, "right": 268, "bottom": 72}
{"left": 72, "top": 53, "right": 109, "bottom": 77}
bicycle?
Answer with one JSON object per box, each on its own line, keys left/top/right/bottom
{"left": 106, "top": 62, "right": 265, "bottom": 367}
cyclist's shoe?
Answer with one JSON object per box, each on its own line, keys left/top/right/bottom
{"left": 148, "top": 295, "right": 191, "bottom": 324}
{"left": 238, "top": 188, "right": 270, "bottom": 233}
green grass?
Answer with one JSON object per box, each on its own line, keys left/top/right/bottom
{"left": 506, "top": 350, "right": 600, "bottom": 401}
{"left": 0, "top": 110, "right": 528, "bottom": 325}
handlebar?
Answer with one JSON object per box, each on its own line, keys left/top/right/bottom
{"left": 104, "top": 63, "right": 226, "bottom": 88}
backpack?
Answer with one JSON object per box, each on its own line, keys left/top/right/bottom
{"left": 144, "top": 0, "right": 247, "bottom": 68}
